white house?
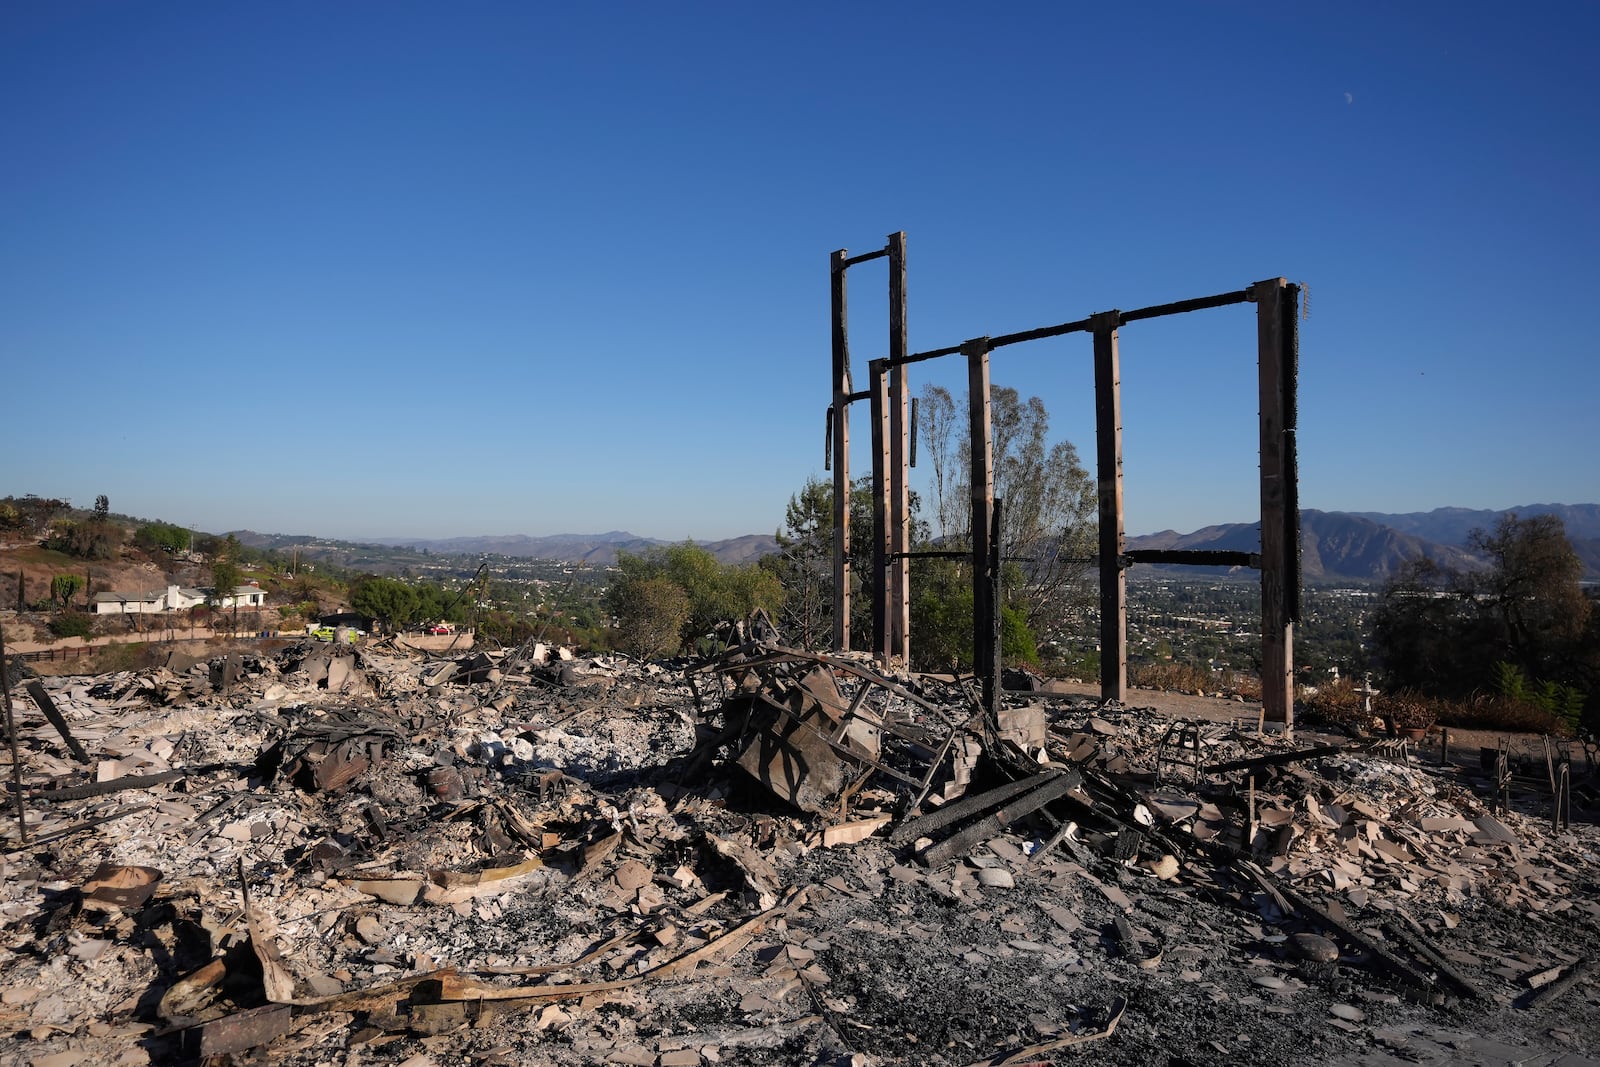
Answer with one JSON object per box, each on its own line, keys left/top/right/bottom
{"left": 216, "top": 582, "right": 267, "bottom": 610}
{"left": 92, "top": 580, "right": 266, "bottom": 614}
{"left": 92, "top": 584, "right": 207, "bottom": 616}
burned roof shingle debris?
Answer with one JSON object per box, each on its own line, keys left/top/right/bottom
{"left": 1, "top": 630, "right": 1598, "bottom": 1066}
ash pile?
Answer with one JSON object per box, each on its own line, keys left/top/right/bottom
{"left": 1, "top": 631, "right": 1598, "bottom": 1067}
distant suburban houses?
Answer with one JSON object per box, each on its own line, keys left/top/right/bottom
{"left": 91, "top": 581, "right": 267, "bottom": 615}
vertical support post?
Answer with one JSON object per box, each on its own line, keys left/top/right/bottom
{"left": 964, "top": 338, "right": 996, "bottom": 722}
{"left": 870, "top": 359, "right": 891, "bottom": 662}
{"left": 887, "top": 231, "right": 911, "bottom": 666}
{"left": 989, "top": 498, "right": 1004, "bottom": 728}
{"left": 1092, "top": 313, "right": 1126, "bottom": 704}
{"left": 0, "top": 621, "right": 26, "bottom": 844}
{"left": 830, "top": 250, "right": 852, "bottom": 652}
{"left": 1253, "top": 278, "right": 1298, "bottom": 730}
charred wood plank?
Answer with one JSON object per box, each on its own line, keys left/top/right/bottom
{"left": 921, "top": 770, "right": 1082, "bottom": 868}
{"left": 1205, "top": 744, "right": 1343, "bottom": 776}
{"left": 25, "top": 681, "right": 91, "bottom": 764}
{"left": 889, "top": 772, "right": 1059, "bottom": 847}
{"left": 180, "top": 1003, "right": 294, "bottom": 1057}
{"left": 1122, "top": 549, "right": 1258, "bottom": 568}
{"left": 1383, "top": 921, "right": 1484, "bottom": 1001}
{"left": 1525, "top": 958, "right": 1595, "bottom": 1010}
{"left": 1261, "top": 868, "right": 1437, "bottom": 1000}
{"left": 29, "top": 763, "right": 240, "bottom": 802}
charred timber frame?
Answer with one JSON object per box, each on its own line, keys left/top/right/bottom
{"left": 1253, "top": 277, "right": 1300, "bottom": 727}
{"left": 830, "top": 235, "right": 911, "bottom": 663}
{"left": 964, "top": 339, "right": 997, "bottom": 724}
{"left": 831, "top": 236, "right": 1299, "bottom": 729}
{"left": 1092, "top": 313, "right": 1126, "bottom": 702}
{"left": 829, "top": 249, "right": 852, "bottom": 652}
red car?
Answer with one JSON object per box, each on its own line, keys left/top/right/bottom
{"left": 425, "top": 624, "right": 453, "bottom": 635}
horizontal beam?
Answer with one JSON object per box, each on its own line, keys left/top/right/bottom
{"left": 1120, "top": 289, "right": 1251, "bottom": 324}
{"left": 1205, "top": 744, "right": 1343, "bottom": 776}
{"left": 840, "top": 248, "right": 889, "bottom": 268}
{"left": 1122, "top": 549, "right": 1260, "bottom": 569}
{"left": 991, "top": 315, "right": 1093, "bottom": 350}
{"left": 895, "top": 342, "right": 963, "bottom": 368}
{"left": 886, "top": 288, "right": 1256, "bottom": 369}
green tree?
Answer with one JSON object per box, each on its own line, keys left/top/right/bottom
{"left": 907, "top": 556, "right": 1039, "bottom": 671}
{"left": 608, "top": 543, "right": 783, "bottom": 654}
{"left": 48, "top": 612, "right": 93, "bottom": 639}
{"left": 349, "top": 576, "right": 421, "bottom": 632}
{"left": 48, "top": 520, "right": 120, "bottom": 560}
{"left": 917, "top": 383, "right": 1096, "bottom": 643}
{"left": 51, "top": 573, "right": 85, "bottom": 610}
{"left": 1373, "top": 514, "right": 1595, "bottom": 724}
{"left": 762, "top": 477, "right": 837, "bottom": 650}
{"left": 135, "top": 522, "right": 191, "bottom": 554}
{"left": 1468, "top": 514, "right": 1591, "bottom": 681}
{"left": 93, "top": 494, "right": 109, "bottom": 520}
{"left": 609, "top": 576, "right": 691, "bottom": 658}
{"left": 210, "top": 560, "right": 244, "bottom": 608}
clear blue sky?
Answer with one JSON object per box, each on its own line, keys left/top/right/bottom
{"left": 4, "top": 2, "right": 1596, "bottom": 542}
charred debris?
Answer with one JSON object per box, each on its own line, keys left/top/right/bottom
{"left": 1, "top": 628, "right": 1598, "bottom": 1067}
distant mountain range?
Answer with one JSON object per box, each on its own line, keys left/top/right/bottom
{"left": 1128, "top": 503, "right": 1600, "bottom": 581}
{"left": 235, "top": 502, "right": 1599, "bottom": 582}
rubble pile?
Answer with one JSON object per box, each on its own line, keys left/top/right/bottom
{"left": 1, "top": 636, "right": 1597, "bottom": 1066}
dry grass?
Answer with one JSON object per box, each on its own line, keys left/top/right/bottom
{"left": 1129, "top": 661, "right": 1213, "bottom": 694}
{"left": 1434, "top": 693, "right": 1571, "bottom": 736}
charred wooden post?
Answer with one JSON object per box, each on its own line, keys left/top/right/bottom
{"left": 1253, "top": 278, "right": 1299, "bottom": 729}
{"left": 1092, "top": 312, "right": 1126, "bottom": 703}
{"left": 887, "top": 231, "right": 911, "bottom": 666}
{"left": 988, "top": 498, "right": 1004, "bottom": 728}
{"left": 830, "top": 249, "right": 852, "bottom": 652}
{"left": 1, "top": 621, "right": 27, "bottom": 844}
{"left": 870, "top": 358, "right": 891, "bottom": 661}
{"left": 965, "top": 338, "right": 997, "bottom": 722}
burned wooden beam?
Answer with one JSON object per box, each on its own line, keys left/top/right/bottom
{"left": 30, "top": 763, "right": 239, "bottom": 803}
{"left": 830, "top": 248, "right": 852, "bottom": 652}
{"left": 870, "top": 358, "right": 891, "bottom": 663}
{"left": 180, "top": 1003, "right": 294, "bottom": 1058}
{"left": 887, "top": 230, "right": 911, "bottom": 666}
{"left": 1525, "top": 958, "right": 1595, "bottom": 1010}
{"left": 1093, "top": 312, "right": 1126, "bottom": 703}
{"left": 3, "top": 802, "right": 151, "bottom": 849}
{"left": 1260, "top": 868, "right": 1438, "bottom": 1000}
{"left": 1, "top": 621, "right": 26, "bottom": 844}
{"left": 966, "top": 337, "right": 997, "bottom": 722}
{"left": 890, "top": 772, "right": 1061, "bottom": 847}
{"left": 920, "top": 769, "right": 1082, "bottom": 868}
{"left": 1204, "top": 744, "right": 1343, "bottom": 776}
{"left": 1382, "top": 921, "right": 1484, "bottom": 1001}
{"left": 25, "top": 680, "right": 92, "bottom": 764}
{"left": 1253, "top": 277, "right": 1298, "bottom": 729}
{"left": 1123, "top": 549, "right": 1259, "bottom": 568}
